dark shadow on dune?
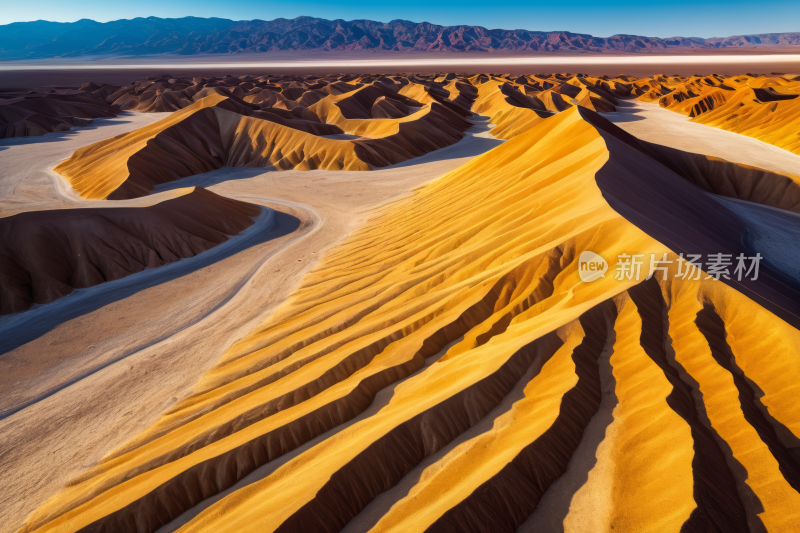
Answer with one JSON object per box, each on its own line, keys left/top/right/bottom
{"left": 630, "top": 280, "right": 750, "bottom": 531}
{"left": 752, "top": 88, "right": 797, "bottom": 102}
{"left": 155, "top": 334, "right": 557, "bottom": 533}
{"left": 319, "top": 133, "right": 362, "bottom": 140}
{"left": 153, "top": 336, "right": 460, "bottom": 533}
{"left": 340, "top": 341, "right": 557, "bottom": 533}
{"left": 696, "top": 304, "right": 800, "bottom": 494}
{"left": 662, "top": 305, "right": 768, "bottom": 533}
{"left": 0, "top": 209, "right": 299, "bottom": 362}
{"left": 740, "top": 375, "right": 800, "bottom": 466}
{"left": 0, "top": 113, "right": 145, "bottom": 152}
{"left": 426, "top": 301, "right": 615, "bottom": 533}
{"left": 518, "top": 317, "right": 618, "bottom": 533}
{"left": 582, "top": 107, "right": 800, "bottom": 330}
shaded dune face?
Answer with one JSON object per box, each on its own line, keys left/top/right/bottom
{"left": 633, "top": 73, "right": 800, "bottom": 155}
{"left": 20, "top": 106, "right": 800, "bottom": 533}
{"left": 0, "top": 92, "right": 119, "bottom": 139}
{"left": 370, "top": 97, "right": 411, "bottom": 119}
{"left": 0, "top": 188, "right": 259, "bottom": 315}
{"left": 581, "top": 108, "right": 800, "bottom": 328}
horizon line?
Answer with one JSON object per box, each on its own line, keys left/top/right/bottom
{"left": 3, "top": 54, "right": 799, "bottom": 71}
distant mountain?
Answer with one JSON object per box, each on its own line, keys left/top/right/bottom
{"left": 1, "top": 16, "right": 799, "bottom": 59}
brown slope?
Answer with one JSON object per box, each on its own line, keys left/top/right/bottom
{"left": 371, "top": 97, "right": 411, "bottom": 119}
{"left": 333, "top": 84, "right": 422, "bottom": 120}
{"left": 426, "top": 302, "right": 617, "bottom": 533}
{"left": 0, "top": 187, "right": 259, "bottom": 315}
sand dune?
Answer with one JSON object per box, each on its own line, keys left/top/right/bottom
{"left": 0, "top": 103, "right": 504, "bottom": 533}
{"left": 0, "top": 187, "right": 260, "bottom": 314}
{"left": 54, "top": 83, "right": 472, "bottom": 199}
{"left": 15, "top": 100, "right": 800, "bottom": 533}
{"left": 50, "top": 72, "right": 640, "bottom": 201}
{"left": 0, "top": 89, "right": 119, "bottom": 138}
{"left": 4, "top": 66, "right": 800, "bottom": 533}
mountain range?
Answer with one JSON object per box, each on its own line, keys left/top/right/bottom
{"left": 1, "top": 16, "right": 799, "bottom": 59}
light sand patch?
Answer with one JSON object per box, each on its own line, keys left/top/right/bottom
{"left": 602, "top": 100, "right": 800, "bottom": 177}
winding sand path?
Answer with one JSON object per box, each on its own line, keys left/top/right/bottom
{"left": 0, "top": 112, "right": 171, "bottom": 217}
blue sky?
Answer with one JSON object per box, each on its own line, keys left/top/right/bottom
{"left": 2, "top": 0, "right": 798, "bottom": 38}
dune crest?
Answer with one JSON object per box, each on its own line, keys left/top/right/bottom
{"left": 52, "top": 72, "right": 639, "bottom": 201}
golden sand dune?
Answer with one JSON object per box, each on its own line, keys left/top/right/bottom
{"left": 49, "top": 72, "right": 635, "bottom": 203}
{"left": 19, "top": 104, "right": 800, "bottom": 533}
{"left": 469, "top": 73, "right": 623, "bottom": 117}
{"left": 54, "top": 92, "right": 471, "bottom": 199}
{"left": 71, "top": 72, "right": 631, "bottom": 142}
{"left": 0, "top": 187, "right": 259, "bottom": 315}
{"left": 633, "top": 73, "right": 800, "bottom": 155}
{"left": 464, "top": 73, "right": 631, "bottom": 140}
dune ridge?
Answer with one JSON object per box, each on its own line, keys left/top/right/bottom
{"left": 51, "top": 72, "right": 636, "bottom": 200}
